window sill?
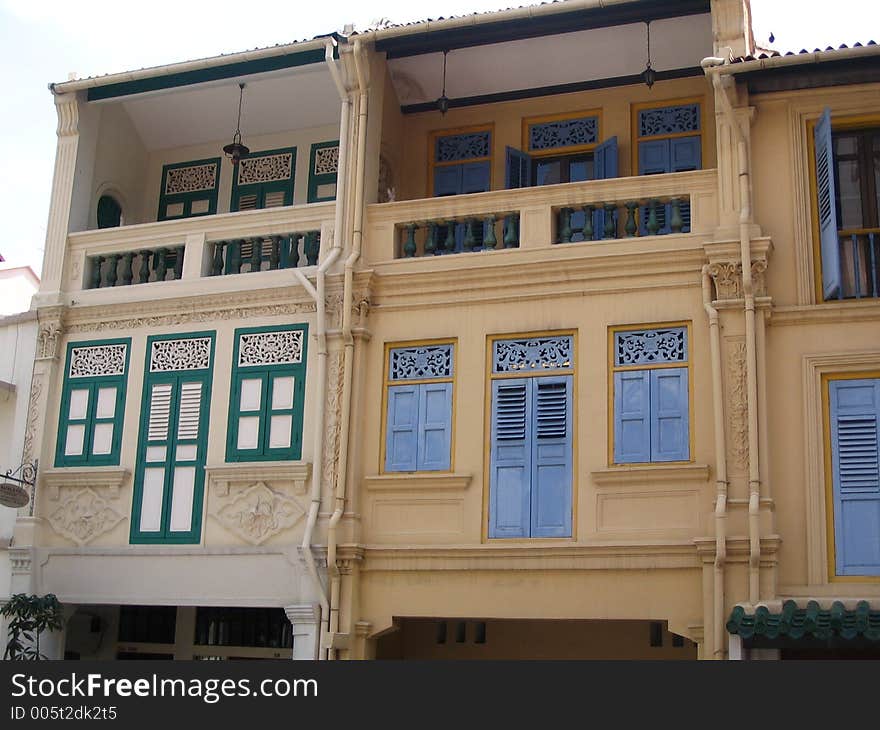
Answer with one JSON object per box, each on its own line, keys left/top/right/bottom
{"left": 205, "top": 461, "right": 311, "bottom": 496}
{"left": 41, "top": 466, "right": 130, "bottom": 501}
{"left": 364, "top": 473, "right": 472, "bottom": 491}
{"left": 590, "top": 463, "right": 710, "bottom": 486}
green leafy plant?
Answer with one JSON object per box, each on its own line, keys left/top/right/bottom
{"left": 1, "top": 593, "right": 64, "bottom": 660}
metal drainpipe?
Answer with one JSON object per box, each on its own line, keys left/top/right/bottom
{"left": 703, "top": 56, "right": 762, "bottom": 605}
{"left": 702, "top": 265, "right": 728, "bottom": 659}
{"left": 325, "top": 38, "right": 368, "bottom": 660}
{"left": 289, "top": 37, "right": 349, "bottom": 661}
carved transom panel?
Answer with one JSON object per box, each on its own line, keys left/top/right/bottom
{"left": 615, "top": 327, "right": 688, "bottom": 366}
{"left": 69, "top": 343, "right": 127, "bottom": 378}
{"left": 238, "top": 330, "right": 303, "bottom": 367}
{"left": 389, "top": 344, "right": 453, "bottom": 381}
{"left": 237, "top": 152, "right": 293, "bottom": 185}
{"left": 435, "top": 132, "right": 491, "bottom": 162}
{"left": 493, "top": 336, "right": 573, "bottom": 373}
{"left": 528, "top": 116, "right": 598, "bottom": 151}
{"left": 638, "top": 104, "right": 700, "bottom": 137}
{"left": 164, "top": 163, "right": 218, "bottom": 194}
{"left": 314, "top": 146, "right": 339, "bottom": 175}
{"left": 150, "top": 337, "right": 211, "bottom": 372}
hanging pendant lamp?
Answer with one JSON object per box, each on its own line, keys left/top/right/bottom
{"left": 436, "top": 50, "right": 450, "bottom": 115}
{"left": 642, "top": 21, "right": 656, "bottom": 89}
{"left": 223, "top": 83, "right": 250, "bottom": 165}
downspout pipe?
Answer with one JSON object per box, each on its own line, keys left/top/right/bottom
{"left": 326, "top": 38, "right": 368, "bottom": 660}
{"left": 290, "top": 37, "right": 349, "bottom": 661}
{"left": 702, "top": 265, "right": 728, "bottom": 659}
{"left": 703, "top": 55, "right": 762, "bottom": 605}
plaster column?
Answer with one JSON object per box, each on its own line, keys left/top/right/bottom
{"left": 285, "top": 604, "right": 321, "bottom": 660}
{"left": 35, "top": 94, "right": 81, "bottom": 309}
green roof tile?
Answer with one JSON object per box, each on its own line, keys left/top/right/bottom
{"left": 727, "top": 600, "right": 880, "bottom": 641}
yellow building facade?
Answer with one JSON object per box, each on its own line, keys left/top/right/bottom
{"left": 6, "top": 0, "right": 880, "bottom": 660}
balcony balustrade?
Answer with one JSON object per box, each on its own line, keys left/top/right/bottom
{"left": 834, "top": 229, "right": 880, "bottom": 300}
{"left": 365, "top": 170, "right": 717, "bottom": 265}
{"left": 65, "top": 203, "right": 334, "bottom": 299}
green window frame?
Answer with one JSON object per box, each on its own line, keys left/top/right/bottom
{"left": 158, "top": 158, "right": 221, "bottom": 221}
{"left": 226, "top": 324, "right": 308, "bottom": 462}
{"left": 55, "top": 338, "right": 131, "bottom": 467}
{"left": 130, "top": 332, "right": 215, "bottom": 545}
{"left": 231, "top": 147, "right": 296, "bottom": 211}
{"left": 308, "top": 140, "right": 339, "bottom": 203}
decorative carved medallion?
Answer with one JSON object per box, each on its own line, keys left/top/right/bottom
{"left": 213, "top": 482, "right": 304, "bottom": 545}
{"left": 47, "top": 488, "right": 125, "bottom": 546}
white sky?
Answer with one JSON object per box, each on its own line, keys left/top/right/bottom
{"left": 0, "top": 0, "right": 877, "bottom": 276}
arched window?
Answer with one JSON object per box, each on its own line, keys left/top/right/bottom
{"left": 96, "top": 195, "right": 122, "bottom": 229}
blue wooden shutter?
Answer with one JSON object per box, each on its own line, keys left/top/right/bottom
{"left": 670, "top": 137, "right": 701, "bottom": 232}
{"left": 829, "top": 379, "right": 880, "bottom": 576}
{"left": 594, "top": 136, "right": 618, "bottom": 179}
{"left": 650, "top": 368, "right": 689, "bottom": 462}
{"left": 433, "top": 166, "right": 461, "bottom": 197}
{"left": 461, "top": 161, "right": 491, "bottom": 193}
{"left": 417, "top": 381, "right": 452, "bottom": 471}
{"left": 593, "top": 136, "right": 619, "bottom": 236}
{"left": 815, "top": 107, "right": 842, "bottom": 300}
{"left": 489, "top": 379, "right": 531, "bottom": 538}
{"left": 638, "top": 139, "right": 670, "bottom": 175}
{"left": 505, "top": 147, "right": 532, "bottom": 189}
{"left": 531, "top": 376, "right": 572, "bottom": 538}
{"left": 385, "top": 384, "right": 419, "bottom": 471}
{"left": 614, "top": 370, "right": 651, "bottom": 463}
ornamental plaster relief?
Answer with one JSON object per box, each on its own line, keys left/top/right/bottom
{"left": 47, "top": 488, "right": 126, "bottom": 547}
{"left": 322, "top": 352, "right": 344, "bottom": 491}
{"left": 212, "top": 481, "right": 305, "bottom": 546}
{"left": 20, "top": 373, "right": 43, "bottom": 469}
{"left": 725, "top": 338, "right": 748, "bottom": 470}
{"left": 707, "top": 260, "right": 768, "bottom": 299}
{"left": 37, "top": 308, "right": 65, "bottom": 360}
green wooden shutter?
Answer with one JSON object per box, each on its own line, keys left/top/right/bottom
{"left": 231, "top": 147, "right": 296, "bottom": 211}
{"left": 158, "top": 158, "right": 220, "bottom": 220}
{"left": 308, "top": 141, "right": 339, "bottom": 203}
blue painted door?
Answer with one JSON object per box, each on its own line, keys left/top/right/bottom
{"left": 638, "top": 136, "right": 701, "bottom": 234}
{"left": 531, "top": 377, "right": 572, "bottom": 538}
{"left": 433, "top": 161, "right": 491, "bottom": 251}
{"left": 815, "top": 107, "right": 842, "bottom": 300}
{"left": 829, "top": 378, "right": 880, "bottom": 576}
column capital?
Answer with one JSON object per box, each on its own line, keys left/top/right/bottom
{"left": 284, "top": 603, "right": 321, "bottom": 626}
{"left": 54, "top": 93, "right": 79, "bottom": 138}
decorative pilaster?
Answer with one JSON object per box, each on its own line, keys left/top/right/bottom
{"left": 37, "top": 93, "right": 80, "bottom": 306}
{"left": 284, "top": 604, "right": 322, "bottom": 660}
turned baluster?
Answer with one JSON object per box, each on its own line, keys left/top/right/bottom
{"left": 402, "top": 224, "right": 417, "bottom": 257}
{"left": 624, "top": 202, "right": 638, "bottom": 237}
{"left": 558, "top": 207, "right": 572, "bottom": 243}
{"left": 137, "top": 250, "right": 152, "bottom": 283}
{"left": 268, "top": 235, "right": 282, "bottom": 270}
{"left": 603, "top": 203, "right": 616, "bottom": 240}
{"left": 463, "top": 220, "right": 476, "bottom": 252}
{"left": 670, "top": 198, "right": 683, "bottom": 234}
{"left": 503, "top": 215, "right": 519, "bottom": 248}
{"left": 484, "top": 216, "right": 498, "bottom": 250}
{"left": 120, "top": 252, "right": 134, "bottom": 285}
{"left": 211, "top": 242, "right": 225, "bottom": 276}
{"left": 285, "top": 234, "right": 300, "bottom": 268}
{"left": 444, "top": 222, "right": 456, "bottom": 253}
{"left": 646, "top": 200, "right": 660, "bottom": 236}
{"left": 103, "top": 254, "right": 120, "bottom": 287}
{"left": 581, "top": 206, "right": 594, "bottom": 241}
{"left": 425, "top": 222, "right": 437, "bottom": 256}
{"left": 173, "top": 246, "right": 185, "bottom": 280}
{"left": 90, "top": 256, "right": 104, "bottom": 289}
{"left": 154, "top": 248, "right": 168, "bottom": 281}
{"left": 249, "top": 238, "right": 263, "bottom": 272}
{"left": 305, "top": 231, "right": 320, "bottom": 266}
